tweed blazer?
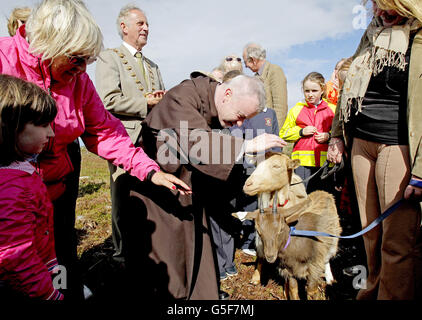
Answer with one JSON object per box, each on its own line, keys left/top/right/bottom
{"left": 95, "top": 44, "right": 165, "bottom": 144}
{"left": 331, "top": 29, "right": 422, "bottom": 179}
{"left": 258, "top": 61, "right": 288, "bottom": 128}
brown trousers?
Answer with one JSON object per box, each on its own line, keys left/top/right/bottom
{"left": 351, "top": 138, "right": 422, "bottom": 300}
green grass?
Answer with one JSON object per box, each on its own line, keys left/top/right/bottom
{"left": 76, "top": 148, "right": 111, "bottom": 257}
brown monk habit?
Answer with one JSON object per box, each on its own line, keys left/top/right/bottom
{"left": 128, "top": 75, "right": 245, "bottom": 300}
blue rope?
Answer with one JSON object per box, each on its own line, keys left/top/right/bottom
{"left": 289, "top": 198, "right": 404, "bottom": 239}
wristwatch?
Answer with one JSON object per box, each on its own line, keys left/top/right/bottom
{"left": 146, "top": 169, "right": 157, "bottom": 182}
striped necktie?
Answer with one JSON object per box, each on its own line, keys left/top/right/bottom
{"left": 135, "top": 52, "right": 147, "bottom": 82}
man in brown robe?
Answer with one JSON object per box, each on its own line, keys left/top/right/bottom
{"left": 126, "top": 74, "right": 285, "bottom": 300}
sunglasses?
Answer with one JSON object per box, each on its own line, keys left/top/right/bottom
{"left": 225, "top": 57, "right": 241, "bottom": 62}
{"left": 67, "top": 54, "right": 97, "bottom": 66}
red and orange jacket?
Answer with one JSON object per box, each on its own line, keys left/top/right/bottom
{"left": 279, "top": 100, "right": 336, "bottom": 167}
{"left": 325, "top": 80, "right": 339, "bottom": 105}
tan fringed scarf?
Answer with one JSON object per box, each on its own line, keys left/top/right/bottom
{"left": 339, "top": 17, "right": 422, "bottom": 123}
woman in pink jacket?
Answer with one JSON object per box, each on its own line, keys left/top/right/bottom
{"left": 0, "top": 0, "right": 190, "bottom": 300}
{"left": 0, "top": 74, "right": 63, "bottom": 300}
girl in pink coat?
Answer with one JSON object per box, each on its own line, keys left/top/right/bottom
{"left": 0, "top": 0, "right": 191, "bottom": 300}
{"left": 0, "top": 74, "right": 62, "bottom": 300}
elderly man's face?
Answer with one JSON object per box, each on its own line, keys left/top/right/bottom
{"left": 217, "top": 89, "right": 258, "bottom": 128}
{"left": 242, "top": 50, "right": 259, "bottom": 73}
{"left": 122, "top": 9, "right": 149, "bottom": 51}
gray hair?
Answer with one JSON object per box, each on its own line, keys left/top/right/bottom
{"left": 117, "top": 4, "right": 145, "bottom": 39}
{"left": 226, "top": 75, "right": 266, "bottom": 113}
{"left": 243, "top": 43, "right": 266, "bottom": 60}
{"left": 26, "top": 0, "right": 103, "bottom": 61}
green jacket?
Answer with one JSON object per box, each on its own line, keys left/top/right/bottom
{"left": 331, "top": 29, "right": 422, "bottom": 179}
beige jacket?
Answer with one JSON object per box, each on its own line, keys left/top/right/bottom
{"left": 257, "top": 61, "right": 288, "bottom": 128}
{"left": 331, "top": 29, "right": 422, "bottom": 179}
{"left": 95, "top": 45, "right": 165, "bottom": 145}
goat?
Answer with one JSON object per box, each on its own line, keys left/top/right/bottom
{"left": 235, "top": 152, "right": 308, "bottom": 286}
{"left": 237, "top": 190, "right": 341, "bottom": 300}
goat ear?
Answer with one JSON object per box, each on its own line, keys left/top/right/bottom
{"left": 280, "top": 198, "right": 312, "bottom": 224}
{"left": 287, "top": 159, "right": 301, "bottom": 170}
{"left": 232, "top": 211, "right": 258, "bottom": 221}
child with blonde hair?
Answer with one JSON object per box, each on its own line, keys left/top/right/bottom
{"left": 0, "top": 74, "right": 63, "bottom": 300}
{"left": 280, "top": 72, "right": 336, "bottom": 193}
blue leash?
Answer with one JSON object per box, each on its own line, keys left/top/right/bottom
{"left": 289, "top": 198, "right": 404, "bottom": 239}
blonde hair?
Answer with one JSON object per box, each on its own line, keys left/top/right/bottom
{"left": 302, "top": 72, "right": 326, "bottom": 99}
{"left": 338, "top": 57, "right": 353, "bottom": 89}
{"left": 25, "top": 0, "right": 103, "bottom": 62}
{"left": 365, "top": 0, "right": 422, "bottom": 24}
{"left": 0, "top": 74, "right": 57, "bottom": 166}
{"left": 7, "top": 7, "right": 31, "bottom": 36}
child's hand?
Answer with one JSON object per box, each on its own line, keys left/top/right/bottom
{"left": 302, "top": 126, "right": 317, "bottom": 136}
{"left": 314, "top": 132, "right": 330, "bottom": 143}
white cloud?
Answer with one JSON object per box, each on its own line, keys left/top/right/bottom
{"left": 1, "top": 0, "right": 366, "bottom": 109}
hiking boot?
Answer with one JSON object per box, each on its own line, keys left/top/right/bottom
{"left": 219, "top": 272, "right": 227, "bottom": 281}
{"left": 225, "top": 266, "right": 238, "bottom": 277}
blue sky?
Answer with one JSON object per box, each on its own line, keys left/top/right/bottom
{"left": 0, "top": 0, "right": 370, "bottom": 108}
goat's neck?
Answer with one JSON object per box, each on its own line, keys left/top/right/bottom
{"left": 258, "top": 185, "right": 291, "bottom": 209}
{"left": 259, "top": 192, "right": 272, "bottom": 208}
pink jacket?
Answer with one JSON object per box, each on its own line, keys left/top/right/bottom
{"left": 0, "top": 26, "right": 160, "bottom": 200}
{"left": 0, "top": 162, "right": 63, "bottom": 300}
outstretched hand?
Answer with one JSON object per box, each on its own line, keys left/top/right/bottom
{"left": 150, "top": 171, "right": 192, "bottom": 195}
{"left": 245, "top": 133, "right": 287, "bottom": 154}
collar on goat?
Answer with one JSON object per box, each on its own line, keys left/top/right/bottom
{"left": 283, "top": 233, "right": 291, "bottom": 251}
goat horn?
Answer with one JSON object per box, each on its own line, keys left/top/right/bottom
{"left": 272, "top": 190, "right": 278, "bottom": 214}
{"left": 259, "top": 194, "right": 265, "bottom": 214}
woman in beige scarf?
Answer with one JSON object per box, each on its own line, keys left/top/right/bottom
{"left": 328, "top": 0, "right": 422, "bottom": 300}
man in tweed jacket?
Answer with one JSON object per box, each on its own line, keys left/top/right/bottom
{"left": 95, "top": 4, "right": 165, "bottom": 263}
{"left": 243, "top": 43, "right": 288, "bottom": 128}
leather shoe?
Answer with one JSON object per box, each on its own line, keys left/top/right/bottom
{"left": 219, "top": 290, "right": 229, "bottom": 300}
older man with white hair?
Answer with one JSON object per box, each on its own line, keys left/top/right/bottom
{"left": 243, "top": 43, "right": 288, "bottom": 127}
{"left": 96, "top": 5, "right": 166, "bottom": 264}
{"left": 129, "top": 73, "right": 286, "bottom": 300}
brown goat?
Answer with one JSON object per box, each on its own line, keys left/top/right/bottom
{"left": 238, "top": 191, "right": 342, "bottom": 300}
{"left": 237, "top": 152, "right": 308, "bottom": 286}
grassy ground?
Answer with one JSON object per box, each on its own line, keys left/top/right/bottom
{"left": 75, "top": 148, "right": 111, "bottom": 257}
{"left": 76, "top": 147, "right": 365, "bottom": 300}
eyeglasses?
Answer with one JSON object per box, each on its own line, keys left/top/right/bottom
{"left": 67, "top": 54, "right": 97, "bottom": 66}
{"left": 225, "top": 57, "right": 241, "bottom": 62}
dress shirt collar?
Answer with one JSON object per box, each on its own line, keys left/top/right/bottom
{"left": 123, "top": 41, "right": 141, "bottom": 57}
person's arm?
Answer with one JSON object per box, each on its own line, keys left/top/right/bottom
{"left": 0, "top": 183, "right": 63, "bottom": 300}
{"left": 80, "top": 76, "right": 190, "bottom": 193}
{"left": 279, "top": 107, "right": 302, "bottom": 142}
